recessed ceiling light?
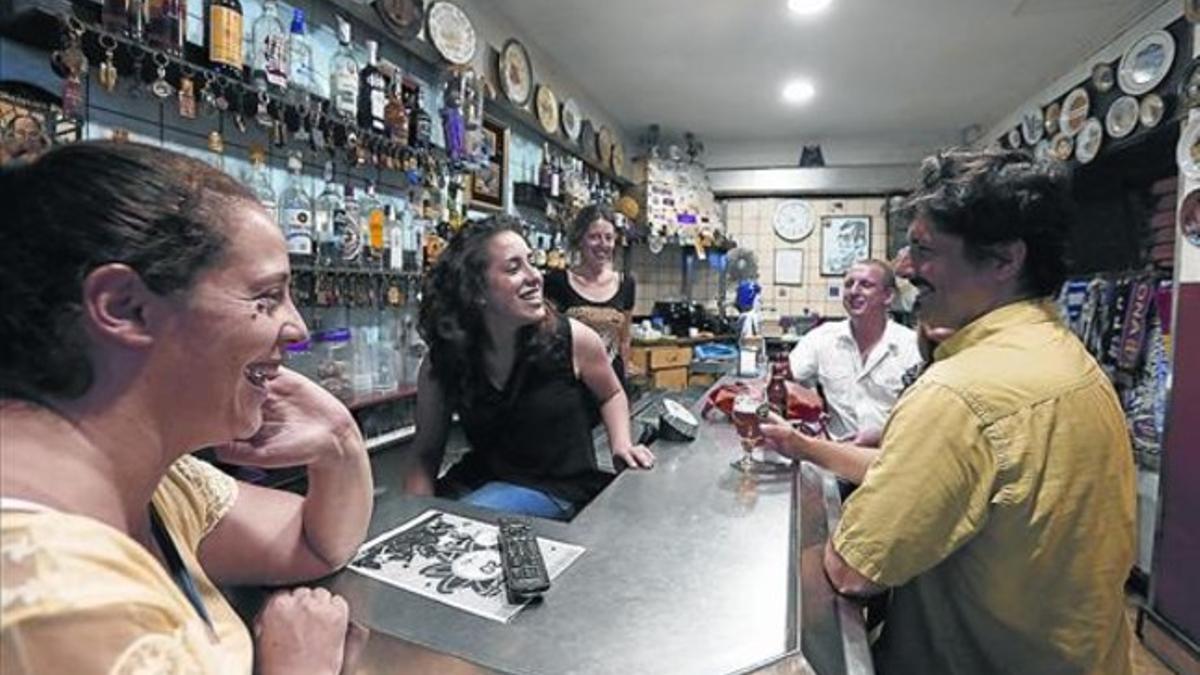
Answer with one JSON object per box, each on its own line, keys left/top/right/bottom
{"left": 782, "top": 79, "right": 816, "bottom": 105}
{"left": 788, "top": 0, "right": 833, "bottom": 16}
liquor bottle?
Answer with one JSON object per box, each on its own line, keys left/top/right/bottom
{"left": 145, "top": 0, "right": 183, "bottom": 56}
{"left": 549, "top": 155, "right": 562, "bottom": 199}
{"left": 250, "top": 0, "right": 288, "bottom": 91}
{"left": 313, "top": 164, "right": 342, "bottom": 267}
{"left": 384, "top": 78, "right": 409, "bottom": 145}
{"left": 767, "top": 361, "right": 788, "bottom": 416}
{"left": 358, "top": 40, "right": 388, "bottom": 134}
{"left": 409, "top": 87, "right": 432, "bottom": 147}
{"left": 245, "top": 148, "right": 277, "bottom": 217}
{"left": 538, "top": 144, "right": 552, "bottom": 191}
{"left": 102, "top": 0, "right": 133, "bottom": 36}
{"left": 386, "top": 204, "right": 403, "bottom": 271}
{"left": 360, "top": 181, "right": 385, "bottom": 269}
{"left": 287, "top": 9, "right": 315, "bottom": 99}
{"left": 329, "top": 16, "right": 359, "bottom": 121}
{"left": 205, "top": 0, "right": 244, "bottom": 80}
{"left": 279, "top": 154, "right": 314, "bottom": 259}
{"left": 335, "top": 184, "right": 362, "bottom": 266}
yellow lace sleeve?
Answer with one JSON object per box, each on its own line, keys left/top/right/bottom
{"left": 154, "top": 456, "right": 238, "bottom": 546}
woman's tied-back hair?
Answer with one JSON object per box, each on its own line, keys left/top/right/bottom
{"left": 419, "top": 215, "right": 559, "bottom": 403}
{"left": 0, "top": 141, "right": 258, "bottom": 402}
{"left": 897, "top": 147, "right": 1074, "bottom": 297}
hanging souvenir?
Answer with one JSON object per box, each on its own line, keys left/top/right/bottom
{"left": 1091, "top": 62, "right": 1116, "bottom": 93}
{"left": 1105, "top": 96, "right": 1139, "bottom": 139}
{"left": 440, "top": 76, "right": 467, "bottom": 161}
{"left": 1117, "top": 30, "right": 1175, "bottom": 96}
{"left": 1044, "top": 101, "right": 1062, "bottom": 136}
{"left": 535, "top": 84, "right": 558, "bottom": 135}
{"left": 498, "top": 39, "right": 533, "bottom": 106}
{"left": 426, "top": 1, "right": 476, "bottom": 66}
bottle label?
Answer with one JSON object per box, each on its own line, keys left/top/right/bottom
{"left": 209, "top": 7, "right": 243, "bottom": 68}
{"left": 333, "top": 65, "right": 358, "bottom": 116}
{"left": 370, "top": 89, "right": 386, "bottom": 127}
{"left": 368, "top": 210, "right": 385, "bottom": 249}
{"left": 262, "top": 33, "right": 289, "bottom": 87}
{"left": 389, "top": 227, "right": 404, "bottom": 270}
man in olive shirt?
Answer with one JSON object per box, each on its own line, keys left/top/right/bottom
{"left": 765, "top": 149, "right": 1135, "bottom": 673}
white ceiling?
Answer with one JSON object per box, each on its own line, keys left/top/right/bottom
{"left": 488, "top": 0, "right": 1165, "bottom": 164}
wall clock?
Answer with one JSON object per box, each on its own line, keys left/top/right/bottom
{"left": 773, "top": 200, "right": 815, "bottom": 242}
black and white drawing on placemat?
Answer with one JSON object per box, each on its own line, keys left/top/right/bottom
{"left": 820, "top": 216, "right": 871, "bottom": 276}
{"left": 349, "top": 510, "right": 585, "bottom": 623}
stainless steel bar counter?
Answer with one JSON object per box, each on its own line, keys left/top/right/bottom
{"left": 329, "top": 386, "right": 873, "bottom": 675}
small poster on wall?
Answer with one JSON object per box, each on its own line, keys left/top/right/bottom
{"left": 774, "top": 249, "right": 804, "bottom": 285}
{"left": 821, "top": 216, "right": 871, "bottom": 276}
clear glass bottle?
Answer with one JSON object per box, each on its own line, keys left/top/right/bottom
{"left": 146, "top": 0, "right": 183, "bottom": 56}
{"left": 386, "top": 204, "right": 404, "bottom": 271}
{"left": 250, "top": 0, "right": 288, "bottom": 91}
{"left": 329, "top": 16, "right": 360, "bottom": 120}
{"left": 245, "top": 148, "right": 277, "bottom": 219}
{"left": 313, "top": 162, "right": 342, "bottom": 267}
{"left": 279, "top": 153, "right": 313, "bottom": 259}
{"left": 335, "top": 184, "right": 361, "bottom": 266}
{"left": 385, "top": 77, "right": 409, "bottom": 145}
{"left": 287, "top": 8, "right": 315, "bottom": 98}
{"left": 358, "top": 40, "right": 388, "bottom": 134}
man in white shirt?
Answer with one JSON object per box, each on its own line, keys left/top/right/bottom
{"left": 788, "top": 260, "right": 921, "bottom": 445}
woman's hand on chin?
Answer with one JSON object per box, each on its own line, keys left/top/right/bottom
{"left": 214, "top": 368, "right": 364, "bottom": 469}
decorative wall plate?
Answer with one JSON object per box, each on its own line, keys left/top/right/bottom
{"left": 1118, "top": 30, "right": 1175, "bottom": 96}
{"left": 1176, "top": 119, "right": 1200, "bottom": 180}
{"left": 498, "top": 39, "right": 533, "bottom": 107}
{"left": 1007, "top": 127, "right": 1023, "bottom": 149}
{"left": 534, "top": 84, "right": 558, "bottom": 134}
{"left": 1034, "top": 139, "right": 1052, "bottom": 163}
{"left": 611, "top": 142, "right": 625, "bottom": 177}
{"left": 1059, "top": 87, "right": 1090, "bottom": 137}
{"left": 578, "top": 119, "right": 598, "bottom": 162}
{"left": 560, "top": 98, "right": 581, "bottom": 142}
{"left": 1091, "top": 62, "right": 1116, "bottom": 93}
{"left": 1105, "top": 95, "right": 1139, "bottom": 139}
{"left": 1044, "top": 101, "right": 1062, "bottom": 136}
{"left": 597, "top": 125, "right": 613, "bottom": 166}
{"left": 1075, "top": 118, "right": 1103, "bottom": 164}
{"left": 1180, "top": 188, "right": 1200, "bottom": 248}
{"left": 374, "top": 0, "right": 424, "bottom": 41}
{"left": 1180, "top": 59, "right": 1200, "bottom": 109}
{"left": 425, "top": 1, "right": 476, "bottom": 66}
{"left": 1020, "top": 107, "right": 1045, "bottom": 145}
{"left": 1140, "top": 93, "right": 1166, "bottom": 128}
{"left": 1050, "top": 132, "right": 1074, "bottom": 162}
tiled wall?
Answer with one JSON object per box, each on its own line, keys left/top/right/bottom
{"left": 629, "top": 196, "right": 890, "bottom": 322}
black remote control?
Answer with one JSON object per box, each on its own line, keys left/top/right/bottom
{"left": 497, "top": 518, "right": 551, "bottom": 603}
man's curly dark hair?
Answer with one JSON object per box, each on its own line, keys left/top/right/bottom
{"left": 896, "top": 147, "right": 1074, "bottom": 297}
{"left": 418, "top": 216, "right": 561, "bottom": 403}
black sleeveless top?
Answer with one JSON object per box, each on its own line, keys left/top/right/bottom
{"left": 444, "top": 316, "right": 611, "bottom": 505}
{"left": 543, "top": 269, "right": 635, "bottom": 385}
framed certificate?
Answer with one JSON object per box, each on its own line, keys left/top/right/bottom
{"left": 774, "top": 249, "right": 804, "bottom": 285}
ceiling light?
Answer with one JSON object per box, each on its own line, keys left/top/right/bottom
{"left": 782, "top": 79, "right": 816, "bottom": 105}
{"left": 788, "top": 0, "right": 833, "bottom": 16}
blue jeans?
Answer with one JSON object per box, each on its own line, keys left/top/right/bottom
{"left": 460, "top": 481, "right": 576, "bottom": 520}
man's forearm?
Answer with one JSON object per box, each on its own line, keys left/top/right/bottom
{"left": 805, "top": 437, "right": 879, "bottom": 485}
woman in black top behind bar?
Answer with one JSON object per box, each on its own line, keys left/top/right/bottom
{"left": 402, "top": 216, "right": 655, "bottom": 520}
{"left": 544, "top": 204, "right": 636, "bottom": 388}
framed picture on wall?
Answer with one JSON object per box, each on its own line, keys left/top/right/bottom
{"left": 774, "top": 249, "right": 804, "bottom": 285}
{"left": 469, "top": 116, "right": 508, "bottom": 211}
{"left": 820, "top": 216, "right": 871, "bottom": 276}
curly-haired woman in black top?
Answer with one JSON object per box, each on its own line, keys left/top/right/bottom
{"left": 402, "top": 216, "right": 654, "bottom": 520}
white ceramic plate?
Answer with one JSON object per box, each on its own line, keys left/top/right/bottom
{"left": 1075, "top": 118, "right": 1103, "bottom": 164}
{"left": 498, "top": 39, "right": 533, "bottom": 106}
{"left": 1118, "top": 30, "right": 1175, "bottom": 96}
{"left": 560, "top": 98, "right": 581, "bottom": 142}
{"left": 1007, "top": 127, "right": 1023, "bottom": 149}
{"left": 1176, "top": 119, "right": 1200, "bottom": 180}
{"left": 1021, "top": 106, "right": 1045, "bottom": 145}
{"left": 1060, "top": 87, "right": 1090, "bottom": 137}
{"left": 425, "top": 1, "right": 476, "bottom": 66}
{"left": 1050, "top": 132, "right": 1074, "bottom": 162}
{"left": 1105, "top": 96, "right": 1139, "bottom": 139}
{"left": 1140, "top": 94, "right": 1166, "bottom": 128}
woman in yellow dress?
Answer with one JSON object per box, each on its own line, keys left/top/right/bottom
{"left": 0, "top": 142, "right": 373, "bottom": 674}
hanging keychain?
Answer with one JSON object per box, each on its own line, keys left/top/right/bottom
{"left": 98, "top": 34, "right": 119, "bottom": 93}
{"left": 178, "top": 71, "right": 197, "bottom": 119}
{"left": 51, "top": 18, "right": 88, "bottom": 117}
{"left": 150, "top": 52, "right": 175, "bottom": 99}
